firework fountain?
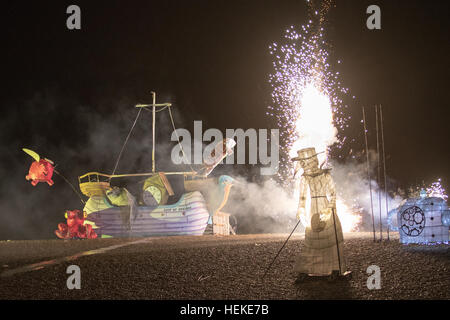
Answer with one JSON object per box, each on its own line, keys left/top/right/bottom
{"left": 426, "top": 179, "right": 448, "bottom": 201}
{"left": 268, "top": 0, "right": 361, "bottom": 232}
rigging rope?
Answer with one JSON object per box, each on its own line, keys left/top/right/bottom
{"left": 110, "top": 108, "right": 142, "bottom": 178}
{"left": 110, "top": 104, "right": 195, "bottom": 178}
{"left": 54, "top": 169, "right": 85, "bottom": 205}
{"left": 167, "top": 106, "right": 195, "bottom": 172}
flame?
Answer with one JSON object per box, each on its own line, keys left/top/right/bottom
{"left": 289, "top": 83, "right": 337, "bottom": 164}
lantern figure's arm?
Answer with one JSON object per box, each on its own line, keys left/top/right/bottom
{"left": 325, "top": 172, "right": 336, "bottom": 209}
{"left": 297, "top": 177, "right": 309, "bottom": 227}
{"left": 297, "top": 177, "right": 308, "bottom": 212}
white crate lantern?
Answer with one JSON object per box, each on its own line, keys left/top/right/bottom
{"left": 213, "top": 212, "right": 231, "bottom": 235}
{"left": 388, "top": 196, "right": 450, "bottom": 244}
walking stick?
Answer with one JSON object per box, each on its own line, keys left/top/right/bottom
{"left": 331, "top": 207, "right": 342, "bottom": 275}
{"left": 262, "top": 218, "right": 302, "bottom": 280}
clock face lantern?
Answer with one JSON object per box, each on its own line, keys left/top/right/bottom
{"left": 143, "top": 185, "right": 162, "bottom": 206}
{"left": 142, "top": 174, "right": 170, "bottom": 206}
{"left": 388, "top": 196, "right": 450, "bottom": 244}
{"left": 400, "top": 206, "right": 426, "bottom": 237}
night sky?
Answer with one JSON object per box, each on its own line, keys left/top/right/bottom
{"left": 1, "top": 0, "right": 449, "bottom": 239}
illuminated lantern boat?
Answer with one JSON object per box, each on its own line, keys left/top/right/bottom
{"left": 388, "top": 195, "right": 450, "bottom": 244}
{"left": 79, "top": 172, "right": 234, "bottom": 238}
{"left": 76, "top": 92, "right": 235, "bottom": 238}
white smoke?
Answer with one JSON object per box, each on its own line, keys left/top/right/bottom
{"left": 226, "top": 176, "right": 299, "bottom": 234}
{"left": 225, "top": 150, "right": 406, "bottom": 234}
{"left": 330, "top": 152, "right": 404, "bottom": 231}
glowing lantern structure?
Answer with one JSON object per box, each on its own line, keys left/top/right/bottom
{"left": 23, "top": 148, "right": 55, "bottom": 186}
{"left": 292, "top": 147, "right": 348, "bottom": 277}
{"left": 55, "top": 209, "right": 97, "bottom": 239}
{"left": 388, "top": 194, "right": 450, "bottom": 244}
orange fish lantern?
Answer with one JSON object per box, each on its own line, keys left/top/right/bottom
{"left": 23, "top": 148, "right": 55, "bottom": 186}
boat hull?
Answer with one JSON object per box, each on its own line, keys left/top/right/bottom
{"left": 86, "top": 191, "right": 210, "bottom": 237}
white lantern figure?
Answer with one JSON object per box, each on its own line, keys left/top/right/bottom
{"left": 292, "top": 147, "right": 349, "bottom": 280}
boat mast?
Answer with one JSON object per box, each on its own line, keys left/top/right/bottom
{"left": 135, "top": 92, "right": 172, "bottom": 174}
{"left": 79, "top": 93, "right": 197, "bottom": 184}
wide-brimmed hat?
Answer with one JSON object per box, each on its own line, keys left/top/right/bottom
{"left": 291, "top": 147, "right": 325, "bottom": 161}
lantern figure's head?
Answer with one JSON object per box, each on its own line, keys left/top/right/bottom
{"left": 291, "top": 147, "right": 321, "bottom": 173}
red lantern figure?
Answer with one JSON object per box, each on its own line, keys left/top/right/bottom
{"left": 55, "top": 210, "right": 97, "bottom": 239}
{"left": 26, "top": 159, "right": 55, "bottom": 186}
{"left": 22, "top": 148, "right": 55, "bottom": 186}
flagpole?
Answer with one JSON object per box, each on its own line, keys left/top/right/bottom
{"left": 375, "top": 105, "right": 383, "bottom": 241}
{"left": 380, "top": 104, "right": 390, "bottom": 241}
{"left": 363, "top": 106, "right": 376, "bottom": 242}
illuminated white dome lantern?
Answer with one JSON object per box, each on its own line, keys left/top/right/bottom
{"left": 388, "top": 196, "right": 450, "bottom": 244}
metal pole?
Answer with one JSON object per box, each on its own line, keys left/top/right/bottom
{"left": 151, "top": 91, "right": 156, "bottom": 173}
{"left": 362, "top": 106, "right": 376, "bottom": 242}
{"left": 380, "top": 104, "right": 390, "bottom": 241}
{"left": 262, "top": 218, "right": 302, "bottom": 280}
{"left": 375, "top": 105, "right": 383, "bottom": 241}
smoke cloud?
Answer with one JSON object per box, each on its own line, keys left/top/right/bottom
{"left": 224, "top": 150, "right": 406, "bottom": 234}
{"left": 226, "top": 176, "right": 299, "bottom": 234}
{"left": 330, "top": 153, "right": 405, "bottom": 231}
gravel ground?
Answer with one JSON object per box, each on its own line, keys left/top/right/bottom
{"left": 0, "top": 232, "right": 449, "bottom": 299}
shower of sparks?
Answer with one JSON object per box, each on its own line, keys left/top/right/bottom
{"left": 268, "top": 0, "right": 360, "bottom": 232}
{"left": 268, "top": 2, "right": 349, "bottom": 180}
{"left": 337, "top": 199, "right": 363, "bottom": 232}
{"left": 426, "top": 179, "right": 448, "bottom": 201}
